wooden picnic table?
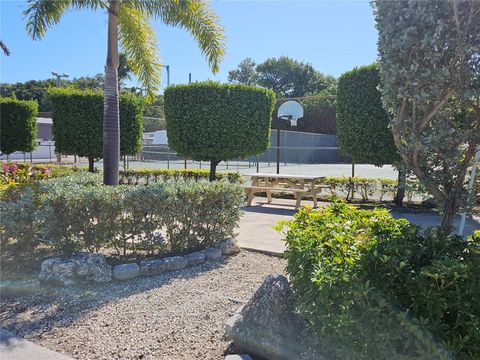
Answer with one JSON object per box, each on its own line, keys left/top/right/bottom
{"left": 244, "top": 173, "right": 328, "bottom": 209}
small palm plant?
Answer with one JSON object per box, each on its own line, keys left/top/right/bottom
{"left": 24, "top": 0, "right": 225, "bottom": 185}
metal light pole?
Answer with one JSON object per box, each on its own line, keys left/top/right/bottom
{"left": 51, "top": 71, "right": 69, "bottom": 86}
{"left": 458, "top": 145, "right": 480, "bottom": 236}
{"left": 161, "top": 65, "right": 170, "bottom": 87}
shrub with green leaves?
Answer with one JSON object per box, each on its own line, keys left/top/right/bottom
{"left": 2, "top": 173, "right": 244, "bottom": 256}
{"left": 119, "top": 168, "right": 242, "bottom": 185}
{"left": 0, "top": 97, "right": 38, "bottom": 155}
{"left": 49, "top": 88, "right": 143, "bottom": 172}
{"left": 336, "top": 64, "right": 399, "bottom": 166}
{"left": 280, "top": 202, "right": 480, "bottom": 359}
{"left": 164, "top": 82, "right": 275, "bottom": 180}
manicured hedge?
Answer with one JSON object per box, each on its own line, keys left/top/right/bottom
{"left": 164, "top": 82, "right": 275, "bottom": 180}
{"left": 281, "top": 203, "right": 480, "bottom": 359}
{"left": 49, "top": 88, "right": 143, "bottom": 171}
{"left": 1, "top": 173, "right": 244, "bottom": 256}
{"left": 119, "top": 169, "right": 242, "bottom": 185}
{"left": 336, "top": 64, "right": 398, "bottom": 166}
{"left": 0, "top": 97, "right": 38, "bottom": 155}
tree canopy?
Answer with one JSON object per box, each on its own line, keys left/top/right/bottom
{"left": 228, "top": 56, "right": 336, "bottom": 97}
{"left": 374, "top": 0, "right": 480, "bottom": 232}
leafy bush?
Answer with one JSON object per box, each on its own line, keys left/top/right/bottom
{"left": 119, "top": 168, "right": 242, "bottom": 185}
{"left": 165, "top": 81, "right": 275, "bottom": 180}
{"left": 280, "top": 202, "right": 480, "bottom": 359}
{"left": 0, "top": 97, "right": 38, "bottom": 155}
{"left": 49, "top": 88, "right": 143, "bottom": 171}
{"left": 2, "top": 173, "right": 244, "bottom": 256}
{"left": 318, "top": 176, "right": 416, "bottom": 202}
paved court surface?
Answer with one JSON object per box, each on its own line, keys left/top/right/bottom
{"left": 73, "top": 159, "right": 398, "bottom": 180}
{"left": 237, "top": 197, "right": 480, "bottom": 255}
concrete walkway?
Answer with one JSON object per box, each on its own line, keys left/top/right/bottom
{"left": 0, "top": 328, "right": 73, "bottom": 360}
{"left": 237, "top": 197, "right": 480, "bottom": 255}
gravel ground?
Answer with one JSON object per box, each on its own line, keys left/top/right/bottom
{"left": 0, "top": 251, "right": 286, "bottom": 360}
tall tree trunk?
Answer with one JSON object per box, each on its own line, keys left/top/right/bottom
{"left": 103, "top": 1, "right": 120, "bottom": 185}
{"left": 88, "top": 156, "right": 95, "bottom": 173}
{"left": 439, "top": 197, "right": 456, "bottom": 236}
{"left": 394, "top": 166, "right": 407, "bottom": 205}
{"left": 209, "top": 161, "right": 220, "bottom": 182}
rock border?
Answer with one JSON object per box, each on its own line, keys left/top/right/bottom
{"left": 113, "top": 238, "right": 238, "bottom": 281}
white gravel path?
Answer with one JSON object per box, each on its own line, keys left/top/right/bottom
{"left": 0, "top": 251, "right": 286, "bottom": 360}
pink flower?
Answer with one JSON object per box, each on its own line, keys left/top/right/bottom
{"left": 10, "top": 164, "right": 18, "bottom": 173}
{"left": 42, "top": 168, "right": 52, "bottom": 176}
{"left": 2, "top": 163, "right": 10, "bottom": 173}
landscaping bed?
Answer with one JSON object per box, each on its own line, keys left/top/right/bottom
{"left": 0, "top": 251, "right": 286, "bottom": 360}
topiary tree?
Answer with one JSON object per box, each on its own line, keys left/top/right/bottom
{"left": 49, "top": 88, "right": 143, "bottom": 172}
{"left": 165, "top": 82, "right": 276, "bottom": 181}
{"left": 0, "top": 97, "right": 38, "bottom": 155}
{"left": 336, "top": 64, "right": 407, "bottom": 204}
{"left": 374, "top": 0, "right": 480, "bottom": 234}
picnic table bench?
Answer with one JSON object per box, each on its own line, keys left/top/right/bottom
{"left": 244, "top": 173, "right": 329, "bottom": 209}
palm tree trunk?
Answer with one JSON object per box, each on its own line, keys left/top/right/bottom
{"left": 103, "top": 1, "right": 120, "bottom": 185}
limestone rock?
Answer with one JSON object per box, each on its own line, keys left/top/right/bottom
{"left": 225, "top": 355, "right": 253, "bottom": 360}
{"left": 186, "top": 251, "right": 206, "bottom": 266}
{"left": 113, "top": 263, "right": 140, "bottom": 281}
{"left": 140, "top": 259, "right": 165, "bottom": 276}
{"left": 205, "top": 247, "right": 222, "bottom": 261}
{"left": 39, "top": 253, "right": 112, "bottom": 286}
{"left": 164, "top": 256, "right": 188, "bottom": 271}
{"left": 219, "top": 238, "right": 241, "bottom": 255}
{"left": 226, "top": 275, "right": 327, "bottom": 360}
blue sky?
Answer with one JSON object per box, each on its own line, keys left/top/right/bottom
{"left": 0, "top": 0, "right": 378, "bottom": 92}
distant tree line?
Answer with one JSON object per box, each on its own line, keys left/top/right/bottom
{"left": 228, "top": 56, "right": 337, "bottom": 98}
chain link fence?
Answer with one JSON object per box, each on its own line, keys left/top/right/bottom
{"left": 131, "top": 96, "right": 398, "bottom": 180}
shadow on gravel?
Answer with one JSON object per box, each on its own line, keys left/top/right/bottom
{"left": 0, "top": 255, "right": 233, "bottom": 340}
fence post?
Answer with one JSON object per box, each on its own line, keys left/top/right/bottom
{"left": 351, "top": 161, "right": 355, "bottom": 199}
{"left": 276, "top": 127, "right": 280, "bottom": 174}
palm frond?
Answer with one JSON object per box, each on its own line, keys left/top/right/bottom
{"left": 119, "top": 5, "right": 161, "bottom": 102}
{"left": 24, "top": 0, "right": 72, "bottom": 39}
{"left": 126, "top": 0, "right": 225, "bottom": 74}
{"left": 24, "top": 0, "right": 107, "bottom": 39}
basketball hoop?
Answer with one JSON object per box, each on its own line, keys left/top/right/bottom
{"left": 278, "top": 100, "right": 304, "bottom": 127}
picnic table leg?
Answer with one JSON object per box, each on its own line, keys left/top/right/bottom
{"left": 265, "top": 177, "right": 272, "bottom": 203}
{"left": 295, "top": 193, "right": 303, "bottom": 209}
{"left": 247, "top": 177, "right": 258, "bottom": 206}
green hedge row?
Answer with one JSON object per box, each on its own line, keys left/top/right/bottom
{"left": 165, "top": 82, "right": 276, "bottom": 179}
{"left": 49, "top": 88, "right": 143, "bottom": 170}
{"left": 119, "top": 169, "right": 242, "bottom": 185}
{"left": 281, "top": 202, "right": 480, "bottom": 359}
{"left": 336, "top": 64, "right": 399, "bottom": 166}
{"left": 1, "top": 173, "right": 244, "bottom": 255}
{"left": 0, "top": 97, "right": 38, "bottom": 155}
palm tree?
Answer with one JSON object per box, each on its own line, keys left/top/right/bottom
{"left": 25, "top": 0, "right": 225, "bottom": 185}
